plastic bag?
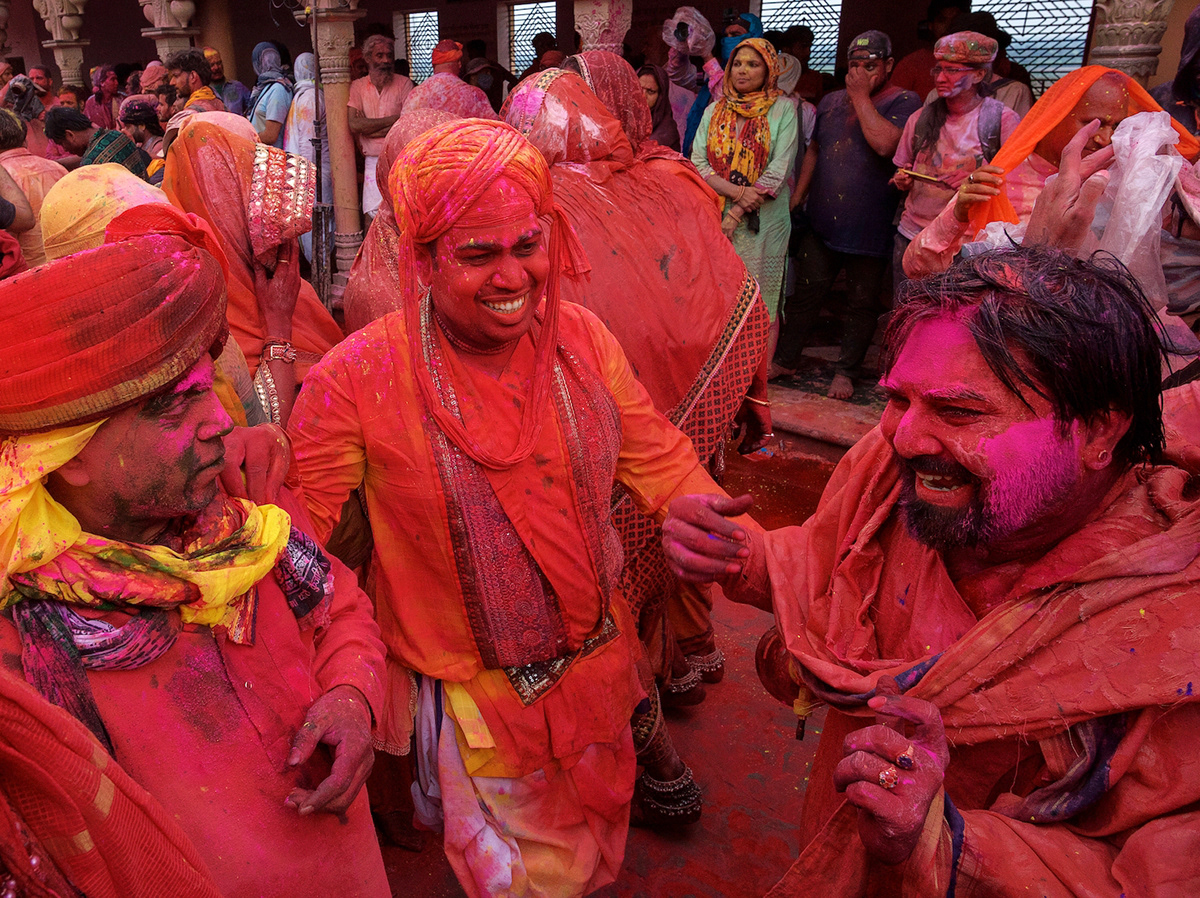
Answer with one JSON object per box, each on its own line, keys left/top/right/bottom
{"left": 662, "top": 7, "right": 715, "bottom": 58}
{"left": 1090, "top": 111, "right": 1183, "bottom": 308}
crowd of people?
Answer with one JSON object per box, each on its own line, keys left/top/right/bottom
{"left": 1, "top": 1, "right": 1200, "bottom": 896}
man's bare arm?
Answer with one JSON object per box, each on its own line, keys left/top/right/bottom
{"left": 348, "top": 105, "right": 398, "bottom": 138}
{"left": 0, "top": 166, "right": 34, "bottom": 232}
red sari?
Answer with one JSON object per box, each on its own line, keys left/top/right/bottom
{"left": 505, "top": 68, "right": 768, "bottom": 663}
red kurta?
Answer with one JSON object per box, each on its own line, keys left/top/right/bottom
{"left": 0, "top": 489, "right": 390, "bottom": 898}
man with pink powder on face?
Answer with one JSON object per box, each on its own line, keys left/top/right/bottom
{"left": 664, "top": 245, "right": 1200, "bottom": 894}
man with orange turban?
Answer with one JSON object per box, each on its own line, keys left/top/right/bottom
{"left": 287, "top": 119, "right": 738, "bottom": 897}
{"left": 0, "top": 216, "right": 390, "bottom": 898}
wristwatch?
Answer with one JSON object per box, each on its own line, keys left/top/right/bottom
{"left": 262, "top": 340, "right": 297, "bottom": 364}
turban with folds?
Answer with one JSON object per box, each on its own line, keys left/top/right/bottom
{"left": 0, "top": 230, "right": 227, "bottom": 435}
{"left": 388, "top": 117, "right": 587, "bottom": 469}
{"left": 431, "top": 39, "right": 463, "bottom": 65}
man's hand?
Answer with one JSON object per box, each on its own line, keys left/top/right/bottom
{"left": 220, "top": 424, "right": 290, "bottom": 505}
{"left": 844, "top": 64, "right": 874, "bottom": 104}
{"left": 952, "top": 164, "right": 1005, "bottom": 221}
{"left": 663, "top": 493, "right": 754, "bottom": 583}
{"left": 286, "top": 685, "right": 374, "bottom": 816}
{"left": 253, "top": 240, "right": 301, "bottom": 337}
{"left": 834, "top": 682, "right": 949, "bottom": 865}
{"left": 1024, "top": 119, "right": 1114, "bottom": 254}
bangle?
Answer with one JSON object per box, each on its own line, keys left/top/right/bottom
{"left": 735, "top": 185, "right": 746, "bottom": 204}
{"left": 744, "top": 395, "right": 770, "bottom": 407}
{"left": 262, "top": 339, "right": 297, "bottom": 364}
{"left": 253, "top": 364, "right": 283, "bottom": 424}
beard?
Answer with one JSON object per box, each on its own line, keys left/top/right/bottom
{"left": 898, "top": 447, "right": 1080, "bottom": 554}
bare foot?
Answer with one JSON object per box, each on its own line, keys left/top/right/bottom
{"left": 828, "top": 373, "right": 854, "bottom": 401}
{"left": 768, "top": 362, "right": 796, "bottom": 381}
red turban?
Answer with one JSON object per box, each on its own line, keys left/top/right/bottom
{"left": 0, "top": 231, "right": 227, "bottom": 434}
{"left": 431, "top": 39, "right": 463, "bottom": 65}
{"left": 387, "top": 118, "right": 588, "bottom": 469}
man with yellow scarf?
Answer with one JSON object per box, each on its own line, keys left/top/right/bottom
{"left": 0, "top": 219, "right": 391, "bottom": 897}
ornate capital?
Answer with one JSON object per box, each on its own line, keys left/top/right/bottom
{"left": 139, "top": 0, "right": 195, "bottom": 29}
{"left": 295, "top": 4, "right": 366, "bottom": 84}
{"left": 43, "top": 40, "right": 88, "bottom": 86}
{"left": 574, "top": 0, "right": 631, "bottom": 54}
{"left": 1089, "top": 0, "right": 1177, "bottom": 84}
{"left": 33, "top": 0, "right": 88, "bottom": 43}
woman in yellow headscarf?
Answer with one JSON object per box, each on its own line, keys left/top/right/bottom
{"left": 692, "top": 36, "right": 798, "bottom": 362}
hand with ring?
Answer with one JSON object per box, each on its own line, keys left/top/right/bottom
{"left": 833, "top": 676, "right": 950, "bottom": 865}
{"left": 953, "top": 163, "right": 1005, "bottom": 222}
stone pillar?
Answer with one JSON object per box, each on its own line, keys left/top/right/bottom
{"left": 574, "top": 0, "right": 631, "bottom": 54}
{"left": 1088, "top": 0, "right": 1178, "bottom": 86}
{"left": 0, "top": 0, "right": 11, "bottom": 54}
{"left": 140, "top": 0, "right": 199, "bottom": 61}
{"left": 296, "top": 0, "right": 365, "bottom": 304}
{"left": 33, "top": 0, "right": 89, "bottom": 86}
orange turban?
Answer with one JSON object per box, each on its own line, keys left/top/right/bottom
{"left": 387, "top": 117, "right": 587, "bottom": 468}
{"left": 0, "top": 231, "right": 227, "bottom": 435}
{"left": 431, "top": 39, "right": 463, "bottom": 65}
{"left": 971, "top": 65, "right": 1200, "bottom": 231}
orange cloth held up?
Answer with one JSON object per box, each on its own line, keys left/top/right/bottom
{"left": 971, "top": 65, "right": 1200, "bottom": 231}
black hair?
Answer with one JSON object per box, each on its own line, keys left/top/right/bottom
{"left": 884, "top": 246, "right": 1165, "bottom": 468}
{"left": 164, "top": 48, "right": 212, "bottom": 86}
{"left": 783, "top": 25, "right": 814, "bottom": 46}
{"left": 154, "top": 84, "right": 178, "bottom": 105}
{"left": 43, "top": 105, "right": 92, "bottom": 141}
{"left": 465, "top": 39, "right": 487, "bottom": 58}
{"left": 0, "top": 109, "right": 26, "bottom": 152}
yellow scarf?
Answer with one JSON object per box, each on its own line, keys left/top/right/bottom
{"left": 0, "top": 424, "right": 289, "bottom": 632}
{"left": 705, "top": 38, "right": 783, "bottom": 211}
{"left": 185, "top": 85, "right": 220, "bottom": 108}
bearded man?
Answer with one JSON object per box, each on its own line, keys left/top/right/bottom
{"left": 0, "top": 213, "right": 390, "bottom": 898}
{"left": 288, "top": 119, "right": 728, "bottom": 897}
{"left": 665, "top": 245, "right": 1200, "bottom": 894}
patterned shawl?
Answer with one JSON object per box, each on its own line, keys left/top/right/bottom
{"left": 705, "top": 37, "right": 782, "bottom": 202}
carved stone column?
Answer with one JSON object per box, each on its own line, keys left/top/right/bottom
{"left": 140, "top": 0, "right": 200, "bottom": 61}
{"left": 33, "top": 0, "right": 89, "bottom": 86}
{"left": 1088, "top": 0, "right": 1177, "bottom": 85}
{"left": 0, "top": 0, "right": 12, "bottom": 54}
{"left": 295, "top": 0, "right": 366, "bottom": 303}
{"left": 574, "top": 0, "right": 631, "bottom": 53}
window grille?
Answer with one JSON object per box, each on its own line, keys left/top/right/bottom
{"left": 976, "top": 0, "right": 1093, "bottom": 96}
{"left": 509, "top": 2, "right": 557, "bottom": 77}
{"left": 759, "top": 0, "right": 843, "bottom": 74}
{"left": 404, "top": 10, "right": 440, "bottom": 84}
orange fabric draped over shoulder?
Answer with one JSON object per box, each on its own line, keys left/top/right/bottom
{"left": 162, "top": 121, "right": 344, "bottom": 377}
{"left": 971, "top": 65, "right": 1200, "bottom": 231}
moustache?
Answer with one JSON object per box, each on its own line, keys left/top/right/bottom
{"left": 900, "top": 455, "right": 975, "bottom": 481}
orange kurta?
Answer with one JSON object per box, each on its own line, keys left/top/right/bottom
{"left": 289, "top": 301, "right": 719, "bottom": 777}
{"left": 732, "top": 429, "right": 1200, "bottom": 895}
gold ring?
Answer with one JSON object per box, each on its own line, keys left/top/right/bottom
{"left": 896, "top": 744, "right": 916, "bottom": 770}
{"left": 878, "top": 765, "right": 899, "bottom": 790}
